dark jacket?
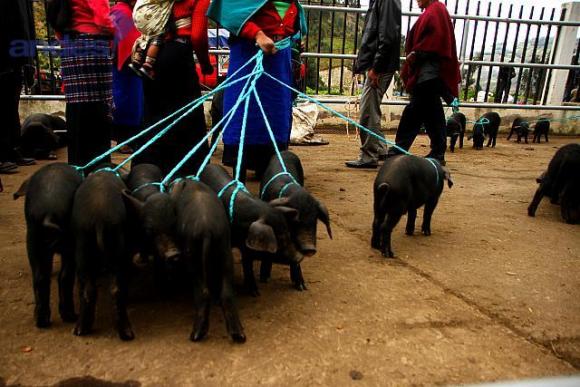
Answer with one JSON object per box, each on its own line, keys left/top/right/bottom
{"left": 354, "top": 0, "right": 401, "bottom": 74}
{"left": 0, "top": 0, "right": 36, "bottom": 72}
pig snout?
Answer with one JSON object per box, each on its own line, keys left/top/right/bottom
{"left": 300, "top": 247, "right": 316, "bottom": 257}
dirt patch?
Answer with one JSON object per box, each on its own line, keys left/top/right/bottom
{"left": 0, "top": 134, "right": 579, "bottom": 386}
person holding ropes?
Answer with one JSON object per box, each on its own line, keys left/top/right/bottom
{"left": 207, "top": 0, "right": 308, "bottom": 182}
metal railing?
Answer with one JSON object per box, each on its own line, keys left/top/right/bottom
{"left": 26, "top": 0, "right": 580, "bottom": 110}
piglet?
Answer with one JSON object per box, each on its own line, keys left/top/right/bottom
{"left": 20, "top": 113, "right": 67, "bottom": 160}
{"left": 445, "top": 112, "right": 466, "bottom": 152}
{"left": 200, "top": 164, "right": 303, "bottom": 296}
{"left": 259, "top": 151, "right": 332, "bottom": 290}
{"left": 372, "top": 155, "right": 453, "bottom": 258}
{"left": 533, "top": 119, "right": 550, "bottom": 143}
{"left": 507, "top": 117, "right": 530, "bottom": 143}
{"left": 528, "top": 143, "right": 580, "bottom": 224}
{"left": 169, "top": 179, "right": 246, "bottom": 343}
{"left": 71, "top": 169, "right": 137, "bottom": 340}
{"left": 470, "top": 112, "right": 500, "bottom": 149}
{"left": 14, "top": 163, "right": 83, "bottom": 327}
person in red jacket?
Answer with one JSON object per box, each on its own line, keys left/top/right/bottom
{"left": 387, "top": 0, "right": 460, "bottom": 165}
{"left": 132, "top": 0, "right": 213, "bottom": 176}
{"left": 58, "top": 0, "right": 115, "bottom": 167}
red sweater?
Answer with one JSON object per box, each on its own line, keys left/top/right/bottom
{"left": 69, "top": 0, "right": 114, "bottom": 36}
{"left": 239, "top": 1, "right": 298, "bottom": 40}
{"left": 172, "top": 0, "right": 210, "bottom": 66}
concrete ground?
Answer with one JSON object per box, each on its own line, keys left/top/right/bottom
{"left": 0, "top": 134, "right": 579, "bottom": 386}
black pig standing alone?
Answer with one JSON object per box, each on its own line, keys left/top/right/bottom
{"left": 200, "top": 164, "right": 303, "bottom": 296}
{"left": 259, "top": 151, "right": 332, "bottom": 290}
{"left": 168, "top": 180, "right": 246, "bottom": 343}
{"left": 528, "top": 143, "right": 580, "bottom": 224}
{"left": 445, "top": 112, "right": 466, "bottom": 152}
{"left": 507, "top": 117, "right": 530, "bottom": 143}
{"left": 14, "top": 163, "right": 83, "bottom": 327}
{"left": 372, "top": 155, "right": 453, "bottom": 258}
{"left": 20, "top": 113, "right": 67, "bottom": 160}
{"left": 71, "top": 169, "right": 137, "bottom": 340}
{"left": 533, "top": 119, "right": 550, "bottom": 143}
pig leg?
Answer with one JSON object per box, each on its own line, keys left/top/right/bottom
{"left": 241, "top": 251, "right": 259, "bottom": 297}
{"left": 290, "top": 263, "right": 307, "bottom": 291}
{"left": 528, "top": 184, "right": 547, "bottom": 216}
{"left": 27, "top": 227, "right": 53, "bottom": 328}
{"left": 190, "top": 272, "right": 211, "bottom": 342}
{"left": 73, "top": 241, "right": 97, "bottom": 336}
{"left": 492, "top": 134, "right": 497, "bottom": 148}
{"left": 507, "top": 128, "right": 514, "bottom": 140}
{"left": 422, "top": 197, "right": 440, "bottom": 236}
{"left": 220, "top": 276, "right": 246, "bottom": 343}
{"left": 459, "top": 132, "right": 464, "bottom": 149}
{"left": 259, "top": 261, "right": 273, "bottom": 283}
{"left": 111, "top": 261, "right": 134, "bottom": 341}
{"left": 544, "top": 132, "right": 549, "bottom": 143}
{"left": 381, "top": 212, "right": 403, "bottom": 258}
{"left": 58, "top": 243, "right": 77, "bottom": 323}
{"left": 449, "top": 134, "right": 458, "bottom": 153}
{"left": 371, "top": 205, "right": 386, "bottom": 250}
{"left": 405, "top": 208, "right": 417, "bottom": 236}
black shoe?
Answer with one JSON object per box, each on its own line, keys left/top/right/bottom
{"left": 0, "top": 162, "right": 18, "bottom": 174}
{"left": 345, "top": 160, "right": 378, "bottom": 169}
{"left": 14, "top": 157, "right": 36, "bottom": 166}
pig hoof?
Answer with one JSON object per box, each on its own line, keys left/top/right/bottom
{"left": 118, "top": 327, "right": 135, "bottom": 341}
{"left": 231, "top": 332, "right": 247, "bottom": 344}
{"left": 382, "top": 250, "right": 394, "bottom": 258}
{"left": 422, "top": 229, "right": 431, "bottom": 236}
{"left": 60, "top": 310, "right": 78, "bottom": 323}
{"left": 190, "top": 329, "right": 208, "bottom": 342}
{"left": 293, "top": 282, "right": 308, "bottom": 291}
{"left": 35, "top": 315, "right": 52, "bottom": 328}
{"left": 259, "top": 276, "right": 270, "bottom": 283}
{"left": 405, "top": 229, "right": 414, "bottom": 236}
{"left": 371, "top": 240, "right": 380, "bottom": 250}
{"left": 73, "top": 324, "right": 91, "bottom": 337}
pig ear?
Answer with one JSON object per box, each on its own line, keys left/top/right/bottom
{"left": 122, "top": 189, "right": 145, "bottom": 217}
{"left": 317, "top": 201, "right": 333, "bottom": 239}
{"left": 169, "top": 180, "right": 185, "bottom": 200}
{"left": 13, "top": 178, "right": 30, "bottom": 200}
{"left": 442, "top": 167, "right": 454, "bottom": 189}
{"left": 377, "top": 182, "right": 390, "bottom": 196}
{"left": 246, "top": 220, "right": 278, "bottom": 253}
{"left": 268, "top": 197, "right": 291, "bottom": 207}
{"left": 276, "top": 206, "right": 300, "bottom": 222}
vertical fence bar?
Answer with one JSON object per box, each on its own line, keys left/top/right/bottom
{"left": 542, "top": 7, "right": 567, "bottom": 105}
{"left": 474, "top": 2, "right": 491, "bottom": 103}
{"left": 524, "top": 7, "right": 545, "bottom": 103}
{"left": 328, "top": 0, "right": 336, "bottom": 94}
{"left": 351, "top": 4, "right": 361, "bottom": 96}
{"left": 535, "top": 8, "right": 556, "bottom": 104}
{"left": 315, "top": 7, "right": 323, "bottom": 94}
{"left": 339, "top": 5, "right": 348, "bottom": 95}
{"left": 484, "top": 3, "right": 503, "bottom": 102}
{"left": 513, "top": 7, "right": 534, "bottom": 103}
{"left": 463, "top": 1, "right": 481, "bottom": 101}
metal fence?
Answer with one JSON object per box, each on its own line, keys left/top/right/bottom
{"left": 27, "top": 0, "right": 580, "bottom": 109}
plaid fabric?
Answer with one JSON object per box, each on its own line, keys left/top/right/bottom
{"left": 61, "top": 37, "right": 113, "bottom": 105}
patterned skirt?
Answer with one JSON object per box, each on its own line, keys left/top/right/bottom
{"left": 60, "top": 36, "right": 113, "bottom": 106}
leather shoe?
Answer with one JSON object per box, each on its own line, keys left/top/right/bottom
{"left": 14, "top": 157, "right": 36, "bottom": 166}
{"left": 345, "top": 160, "right": 378, "bottom": 169}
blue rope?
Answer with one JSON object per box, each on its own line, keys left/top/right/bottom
{"left": 260, "top": 171, "right": 299, "bottom": 199}
{"left": 93, "top": 167, "right": 122, "bottom": 179}
{"left": 278, "top": 181, "right": 297, "bottom": 198}
{"left": 261, "top": 71, "right": 413, "bottom": 156}
{"left": 132, "top": 182, "right": 166, "bottom": 194}
{"left": 425, "top": 158, "right": 440, "bottom": 185}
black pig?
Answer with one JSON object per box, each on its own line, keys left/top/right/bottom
{"left": 507, "top": 117, "right": 530, "bottom": 143}
{"left": 259, "top": 151, "right": 332, "bottom": 290}
{"left": 20, "top": 113, "right": 67, "bottom": 160}
{"left": 528, "top": 143, "right": 580, "bottom": 224}
{"left": 446, "top": 112, "right": 466, "bottom": 152}
{"left": 71, "top": 169, "right": 137, "bottom": 340}
{"left": 372, "top": 155, "right": 453, "bottom": 258}
{"left": 168, "top": 180, "right": 246, "bottom": 343}
{"left": 470, "top": 112, "right": 500, "bottom": 149}
{"left": 533, "top": 119, "right": 550, "bottom": 143}
{"left": 200, "top": 164, "right": 303, "bottom": 296}
{"left": 14, "top": 163, "right": 83, "bottom": 327}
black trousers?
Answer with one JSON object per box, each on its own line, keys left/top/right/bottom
{"left": 389, "top": 78, "right": 447, "bottom": 160}
{"left": 66, "top": 102, "right": 112, "bottom": 167}
{"left": 0, "top": 69, "right": 23, "bottom": 161}
{"left": 133, "top": 40, "right": 208, "bottom": 177}
{"left": 494, "top": 78, "right": 511, "bottom": 103}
